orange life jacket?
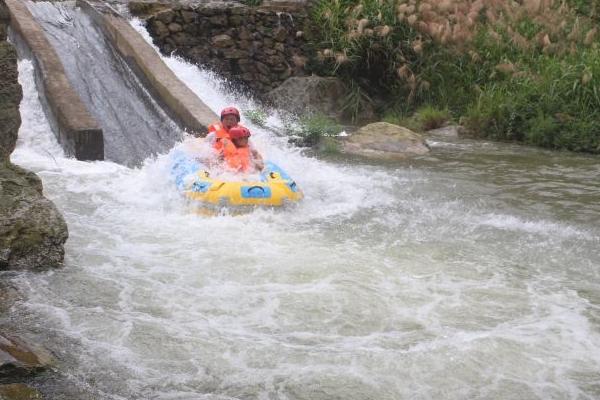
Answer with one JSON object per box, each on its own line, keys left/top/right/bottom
{"left": 209, "top": 122, "right": 231, "bottom": 153}
{"left": 221, "top": 139, "right": 252, "bottom": 172}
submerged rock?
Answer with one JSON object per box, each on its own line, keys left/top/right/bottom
{"left": 266, "top": 76, "right": 376, "bottom": 124}
{"left": 0, "top": 164, "right": 68, "bottom": 270}
{"left": 0, "top": 383, "right": 43, "bottom": 400}
{"left": 341, "top": 122, "right": 430, "bottom": 160}
{"left": 425, "top": 125, "right": 463, "bottom": 138}
{"left": 0, "top": 334, "right": 53, "bottom": 380}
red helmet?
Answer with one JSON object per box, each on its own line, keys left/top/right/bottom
{"left": 229, "top": 126, "right": 251, "bottom": 139}
{"left": 220, "top": 107, "right": 240, "bottom": 121}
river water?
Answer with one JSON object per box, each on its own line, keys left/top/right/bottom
{"left": 3, "top": 12, "right": 600, "bottom": 400}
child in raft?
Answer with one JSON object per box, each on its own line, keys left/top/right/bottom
{"left": 216, "top": 126, "right": 264, "bottom": 173}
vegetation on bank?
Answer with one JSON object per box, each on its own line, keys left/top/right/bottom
{"left": 307, "top": 0, "right": 600, "bottom": 153}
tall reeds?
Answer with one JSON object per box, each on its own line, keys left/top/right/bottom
{"left": 309, "top": 0, "right": 600, "bottom": 152}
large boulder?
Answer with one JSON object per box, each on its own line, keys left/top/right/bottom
{"left": 0, "top": 164, "right": 68, "bottom": 270}
{"left": 0, "top": 334, "right": 53, "bottom": 381}
{"left": 266, "top": 76, "right": 376, "bottom": 124}
{"left": 341, "top": 122, "right": 430, "bottom": 160}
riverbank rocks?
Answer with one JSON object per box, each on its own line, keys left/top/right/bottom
{"left": 0, "top": 164, "right": 69, "bottom": 270}
{"left": 0, "top": 334, "right": 53, "bottom": 381}
{"left": 342, "top": 122, "right": 430, "bottom": 160}
{"left": 0, "top": 43, "right": 21, "bottom": 161}
{"left": 426, "top": 125, "right": 463, "bottom": 138}
{"left": 0, "top": 384, "right": 43, "bottom": 400}
{"left": 0, "top": 39, "right": 68, "bottom": 270}
{"left": 139, "top": 1, "right": 311, "bottom": 94}
{"left": 267, "top": 76, "right": 376, "bottom": 124}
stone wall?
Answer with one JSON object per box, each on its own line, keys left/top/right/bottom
{"left": 142, "top": 1, "right": 310, "bottom": 94}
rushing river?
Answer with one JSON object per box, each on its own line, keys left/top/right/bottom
{"left": 3, "top": 14, "right": 600, "bottom": 400}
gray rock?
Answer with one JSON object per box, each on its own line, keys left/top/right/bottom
{"left": 0, "top": 334, "right": 53, "bottom": 380}
{"left": 273, "top": 26, "right": 287, "bottom": 42}
{"left": 426, "top": 125, "right": 461, "bottom": 137}
{"left": 211, "top": 34, "right": 234, "bottom": 48}
{"left": 149, "top": 19, "right": 169, "bottom": 39}
{"left": 0, "top": 384, "right": 43, "bottom": 400}
{"left": 342, "top": 122, "right": 430, "bottom": 160}
{"left": 0, "top": 164, "right": 68, "bottom": 270}
{"left": 0, "top": 43, "right": 21, "bottom": 162}
{"left": 267, "top": 76, "right": 376, "bottom": 123}
{"left": 180, "top": 10, "right": 197, "bottom": 24}
{"left": 168, "top": 22, "right": 183, "bottom": 33}
{"left": 155, "top": 9, "right": 175, "bottom": 24}
{"left": 0, "top": 282, "right": 19, "bottom": 314}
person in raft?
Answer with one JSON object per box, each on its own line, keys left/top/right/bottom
{"left": 205, "top": 106, "right": 241, "bottom": 151}
{"left": 205, "top": 107, "right": 264, "bottom": 173}
{"left": 218, "top": 126, "right": 264, "bottom": 173}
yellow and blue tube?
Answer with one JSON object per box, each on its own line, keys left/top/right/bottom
{"left": 171, "top": 150, "right": 303, "bottom": 209}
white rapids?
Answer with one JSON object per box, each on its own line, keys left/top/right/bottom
{"left": 4, "top": 15, "right": 600, "bottom": 400}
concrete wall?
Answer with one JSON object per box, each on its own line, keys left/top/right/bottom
{"left": 4, "top": 0, "right": 103, "bottom": 161}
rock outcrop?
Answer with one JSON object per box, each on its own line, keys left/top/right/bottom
{"left": 266, "top": 75, "right": 376, "bottom": 123}
{"left": 341, "top": 122, "right": 430, "bottom": 160}
{"left": 0, "top": 21, "right": 68, "bottom": 270}
{"left": 0, "top": 164, "right": 68, "bottom": 270}
{"left": 0, "top": 43, "right": 20, "bottom": 162}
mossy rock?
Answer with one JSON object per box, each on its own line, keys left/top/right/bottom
{"left": 0, "top": 384, "right": 43, "bottom": 400}
{"left": 341, "top": 122, "right": 430, "bottom": 160}
{"left": 0, "top": 164, "right": 68, "bottom": 270}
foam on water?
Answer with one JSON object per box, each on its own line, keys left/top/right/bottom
{"left": 4, "top": 15, "right": 600, "bottom": 400}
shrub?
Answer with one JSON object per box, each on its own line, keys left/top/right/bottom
{"left": 284, "top": 114, "right": 342, "bottom": 146}
{"left": 415, "top": 106, "right": 450, "bottom": 130}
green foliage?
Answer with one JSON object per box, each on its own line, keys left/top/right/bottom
{"left": 284, "top": 114, "right": 342, "bottom": 146}
{"left": 318, "top": 136, "right": 341, "bottom": 154}
{"left": 463, "top": 48, "right": 600, "bottom": 152}
{"left": 240, "top": 0, "right": 262, "bottom": 6}
{"left": 242, "top": 109, "right": 268, "bottom": 127}
{"left": 298, "top": 114, "right": 342, "bottom": 145}
{"left": 341, "top": 80, "right": 374, "bottom": 122}
{"left": 415, "top": 106, "right": 450, "bottom": 131}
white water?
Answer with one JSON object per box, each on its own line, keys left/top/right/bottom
{"left": 5, "top": 17, "right": 600, "bottom": 400}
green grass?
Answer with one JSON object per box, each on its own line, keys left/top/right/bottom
{"left": 285, "top": 114, "right": 342, "bottom": 146}
{"left": 305, "top": 0, "right": 600, "bottom": 153}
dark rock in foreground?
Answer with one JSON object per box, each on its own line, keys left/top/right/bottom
{"left": 0, "top": 164, "right": 68, "bottom": 270}
{"left": 0, "top": 36, "right": 68, "bottom": 270}
{"left": 0, "top": 334, "right": 53, "bottom": 381}
{"left": 0, "top": 383, "right": 43, "bottom": 400}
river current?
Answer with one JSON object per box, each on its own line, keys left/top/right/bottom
{"left": 3, "top": 15, "right": 600, "bottom": 400}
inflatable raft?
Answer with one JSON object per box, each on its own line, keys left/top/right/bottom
{"left": 170, "top": 145, "right": 303, "bottom": 212}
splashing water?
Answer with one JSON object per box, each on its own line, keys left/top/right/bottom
{"left": 2, "top": 12, "right": 600, "bottom": 400}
